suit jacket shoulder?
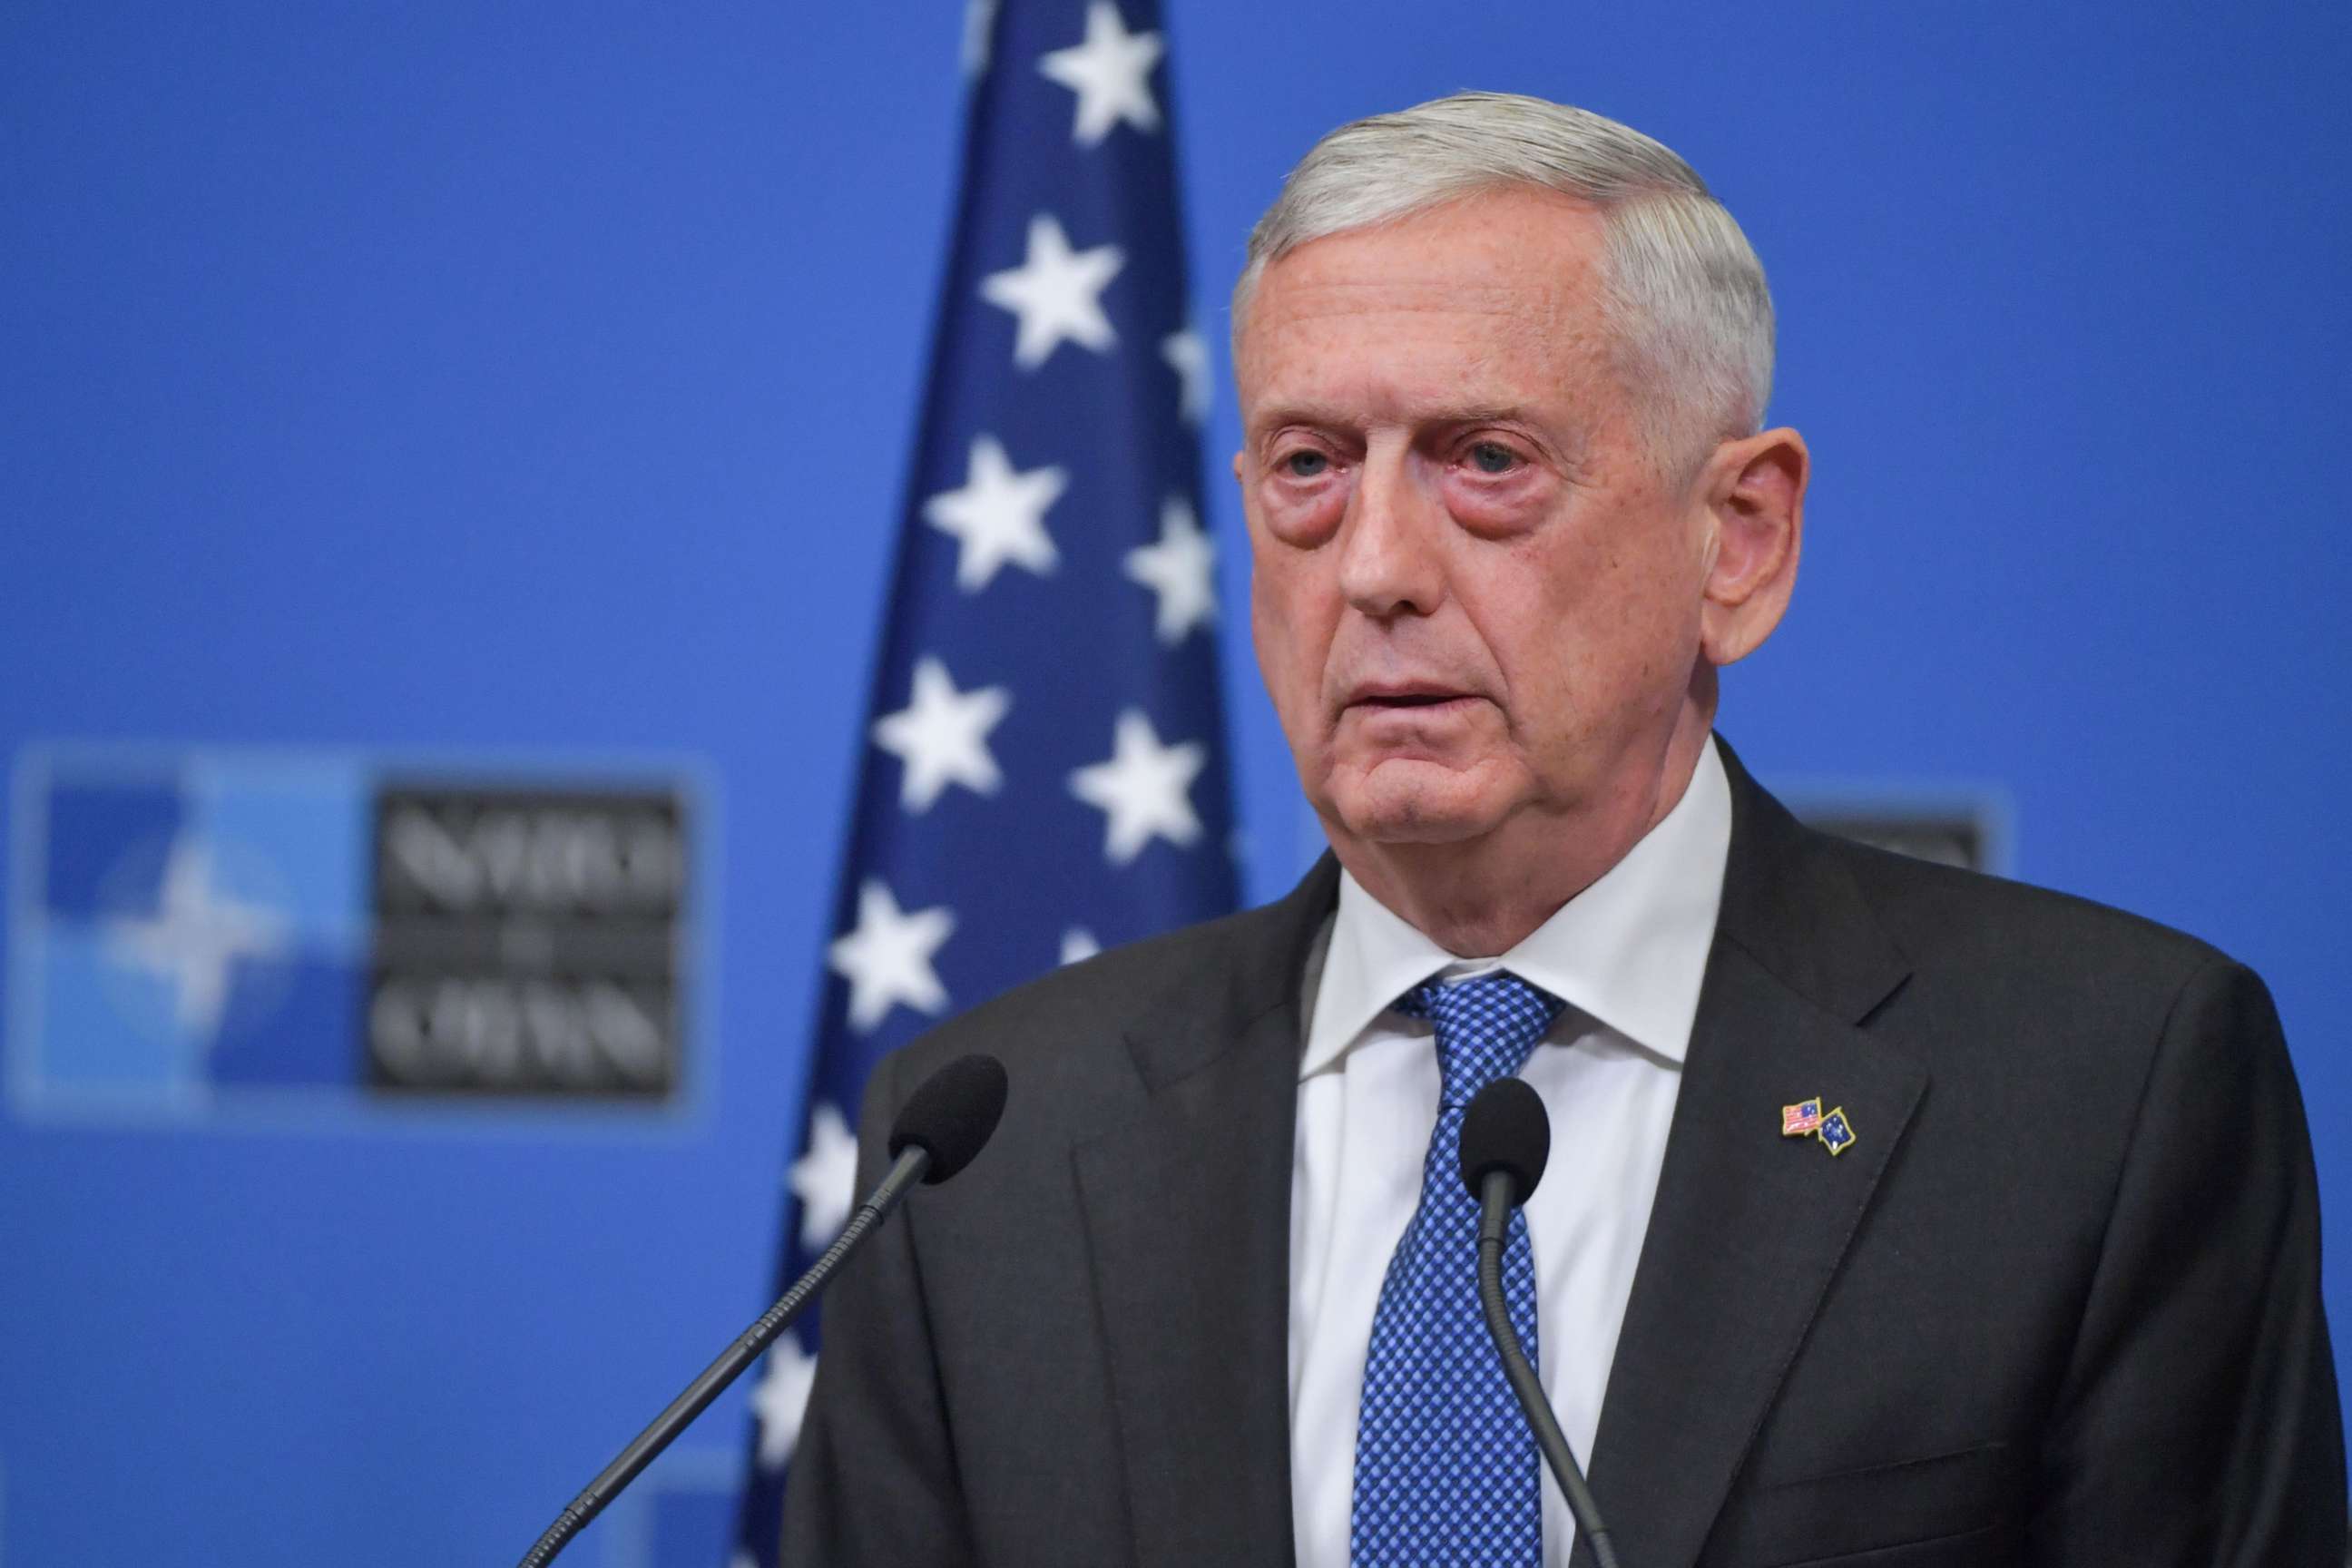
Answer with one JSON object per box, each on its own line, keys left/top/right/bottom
{"left": 1833, "top": 820, "right": 2227, "bottom": 1004}
{"left": 869, "top": 851, "right": 1338, "bottom": 1123}
{"left": 1632, "top": 743, "right": 2345, "bottom": 1566}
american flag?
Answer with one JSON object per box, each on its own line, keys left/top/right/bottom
{"left": 727, "top": 1, "right": 1237, "bottom": 1559}
{"left": 1781, "top": 1098, "right": 1824, "bottom": 1137}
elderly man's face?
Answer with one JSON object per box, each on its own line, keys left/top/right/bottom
{"left": 1235, "top": 187, "right": 1714, "bottom": 853}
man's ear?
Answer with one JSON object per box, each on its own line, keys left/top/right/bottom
{"left": 1698, "top": 426, "right": 1808, "bottom": 667}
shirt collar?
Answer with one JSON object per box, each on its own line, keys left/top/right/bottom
{"left": 1300, "top": 735, "right": 1732, "bottom": 1080}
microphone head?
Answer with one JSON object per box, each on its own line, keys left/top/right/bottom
{"left": 1458, "top": 1077, "right": 1550, "bottom": 1206}
{"left": 887, "top": 1054, "right": 1009, "bottom": 1184}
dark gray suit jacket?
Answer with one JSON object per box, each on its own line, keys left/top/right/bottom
{"left": 782, "top": 743, "right": 2344, "bottom": 1566}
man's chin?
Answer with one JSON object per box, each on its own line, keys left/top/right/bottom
{"left": 1321, "top": 771, "right": 1510, "bottom": 847}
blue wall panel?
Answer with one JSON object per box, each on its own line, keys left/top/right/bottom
{"left": 1, "top": 3, "right": 2344, "bottom": 1562}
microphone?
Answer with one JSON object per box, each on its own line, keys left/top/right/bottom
{"left": 515, "top": 1054, "right": 1009, "bottom": 1567}
{"left": 1458, "top": 1077, "right": 1623, "bottom": 1568}
{"left": 890, "top": 1051, "right": 1009, "bottom": 1181}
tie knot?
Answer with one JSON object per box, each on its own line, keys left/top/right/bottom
{"left": 1393, "top": 971, "right": 1563, "bottom": 1106}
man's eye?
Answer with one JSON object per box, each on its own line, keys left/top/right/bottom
{"left": 1467, "top": 441, "right": 1519, "bottom": 475}
{"left": 1282, "top": 450, "right": 1329, "bottom": 479}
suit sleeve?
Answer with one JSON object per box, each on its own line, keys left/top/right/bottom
{"left": 778, "top": 1047, "right": 978, "bottom": 1567}
{"left": 2027, "top": 956, "right": 2346, "bottom": 1563}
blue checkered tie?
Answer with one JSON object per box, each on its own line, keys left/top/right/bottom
{"left": 1350, "top": 971, "right": 1564, "bottom": 1568}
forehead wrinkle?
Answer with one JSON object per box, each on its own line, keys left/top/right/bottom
{"left": 1245, "top": 313, "right": 1608, "bottom": 437}
{"left": 1246, "top": 263, "right": 1597, "bottom": 351}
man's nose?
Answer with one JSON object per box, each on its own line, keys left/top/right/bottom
{"left": 1335, "top": 448, "right": 1444, "bottom": 620}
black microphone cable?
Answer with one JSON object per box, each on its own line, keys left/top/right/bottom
{"left": 1459, "top": 1075, "right": 1623, "bottom": 1568}
{"left": 514, "top": 1053, "right": 1008, "bottom": 1567}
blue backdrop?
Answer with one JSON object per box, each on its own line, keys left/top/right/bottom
{"left": 2, "top": 3, "right": 2345, "bottom": 1563}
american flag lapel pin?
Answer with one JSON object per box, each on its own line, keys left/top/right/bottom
{"left": 1781, "top": 1097, "right": 1825, "bottom": 1137}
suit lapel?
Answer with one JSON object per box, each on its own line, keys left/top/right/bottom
{"left": 1072, "top": 858, "right": 1338, "bottom": 1568}
{"left": 1584, "top": 744, "right": 1926, "bottom": 1568}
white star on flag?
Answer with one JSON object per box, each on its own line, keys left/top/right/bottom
{"left": 1037, "top": 2, "right": 1164, "bottom": 146}
{"left": 750, "top": 1337, "right": 820, "bottom": 1469}
{"left": 107, "top": 837, "right": 288, "bottom": 1042}
{"left": 828, "top": 879, "right": 955, "bottom": 1034}
{"left": 923, "top": 435, "right": 1066, "bottom": 591}
{"left": 1069, "top": 709, "right": 1207, "bottom": 865}
{"left": 979, "top": 213, "right": 1124, "bottom": 368}
{"left": 872, "top": 656, "right": 1011, "bottom": 811}
{"left": 1161, "top": 327, "right": 1210, "bottom": 426}
{"left": 1060, "top": 927, "right": 1101, "bottom": 965}
{"left": 1123, "top": 496, "right": 1217, "bottom": 645}
{"left": 788, "top": 1101, "right": 861, "bottom": 1250}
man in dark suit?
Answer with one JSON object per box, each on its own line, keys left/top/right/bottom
{"left": 782, "top": 93, "right": 2344, "bottom": 1565}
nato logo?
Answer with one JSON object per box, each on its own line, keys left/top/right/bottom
{"left": 9, "top": 748, "right": 694, "bottom": 1122}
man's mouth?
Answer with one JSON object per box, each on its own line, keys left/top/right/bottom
{"left": 1344, "top": 685, "right": 1480, "bottom": 715}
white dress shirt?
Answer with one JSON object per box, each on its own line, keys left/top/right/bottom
{"left": 1288, "top": 738, "right": 1732, "bottom": 1568}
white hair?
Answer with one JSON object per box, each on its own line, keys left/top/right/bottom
{"left": 1234, "top": 92, "right": 1776, "bottom": 468}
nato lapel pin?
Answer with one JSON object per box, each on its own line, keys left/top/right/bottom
{"left": 1781, "top": 1097, "right": 1825, "bottom": 1137}
{"left": 1816, "top": 1106, "right": 1857, "bottom": 1157}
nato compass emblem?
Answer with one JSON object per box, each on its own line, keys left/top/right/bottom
{"left": 1782, "top": 1095, "right": 1857, "bottom": 1157}
{"left": 12, "top": 753, "right": 345, "bottom": 1113}
{"left": 11, "top": 746, "right": 695, "bottom": 1121}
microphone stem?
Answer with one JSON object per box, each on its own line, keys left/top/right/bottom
{"left": 1476, "top": 1177, "right": 1622, "bottom": 1568}
{"left": 515, "top": 1143, "right": 932, "bottom": 1567}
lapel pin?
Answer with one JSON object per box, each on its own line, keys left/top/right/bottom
{"left": 1781, "top": 1097, "right": 1824, "bottom": 1137}
{"left": 1816, "top": 1106, "right": 1857, "bottom": 1157}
